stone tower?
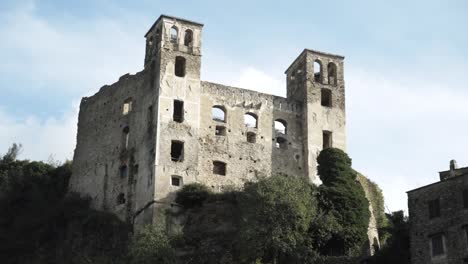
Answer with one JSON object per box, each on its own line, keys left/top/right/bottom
{"left": 285, "top": 50, "right": 346, "bottom": 182}
{"left": 142, "top": 16, "right": 204, "bottom": 225}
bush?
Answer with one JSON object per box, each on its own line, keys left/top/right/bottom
{"left": 317, "top": 148, "right": 370, "bottom": 256}
{"left": 128, "top": 225, "right": 176, "bottom": 264}
{"left": 237, "top": 174, "right": 318, "bottom": 263}
{"left": 175, "top": 183, "right": 211, "bottom": 208}
{"left": 368, "top": 211, "right": 410, "bottom": 264}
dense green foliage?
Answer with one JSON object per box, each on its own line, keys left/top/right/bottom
{"left": 317, "top": 148, "right": 370, "bottom": 256}
{"left": 356, "top": 172, "right": 390, "bottom": 243}
{"left": 368, "top": 211, "right": 410, "bottom": 264}
{"left": 178, "top": 191, "right": 240, "bottom": 263}
{"left": 128, "top": 224, "right": 176, "bottom": 264}
{"left": 237, "top": 175, "right": 318, "bottom": 263}
{"left": 0, "top": 144, "right": 384, "bottom": 264}
{"left": 0, "top": 144, "right": 130, "bottom": 264}
{"left": 175, "top": 182, "right": 211, "bottom": 208}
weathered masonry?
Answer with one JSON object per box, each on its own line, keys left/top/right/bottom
{"left": 70, "top": 15, "right": 347, "bottom": 228}
{"left": 407, "top": 160, "right": 468, "bottom": 264}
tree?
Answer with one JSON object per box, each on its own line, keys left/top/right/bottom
{"left": 0, "top": 143, "right": 22, "bottom": 164}
{"left": 368, "top": 211, "right": 410, "bottom": 264}
{"left": 237, "top": 174, "right": 318, "bottom": 263}
{"left": 128, "top": 224, "right": 176, "bottom": 264}
{"left": 317, "top": 148, "right": 370, "bottom": 256}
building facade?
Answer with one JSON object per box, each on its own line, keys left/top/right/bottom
{"left": 408, "top": 160, "right": 468, "bottom": 264}
{"left": 70, "top": 15, "right": 347, "bottom": 227}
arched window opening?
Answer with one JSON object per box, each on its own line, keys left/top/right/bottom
{"left": 184, "top": 29, "right": 193, "bottom": 46}
{"left": 213, "top": 161, "right": 226, "bottom": 175}
{"left": 170, "top": 26, "right": 178, "bottom": 42}
{"left": 212, "top": 106, "right": 226, "bottom": 122}
{"left": 122, "top": 97, "right": 133, "bottom": 115}
{"left": 122, "top": 126, "right": 130, "bottom": 149}
{"left": 117, "top": 193, "right": 126, "bottom": 205}
{"left": 171, "top": 175, "right": 182, "bottom": 187}
{"left": 328, "top": 62, "right": 337, "bottom": 86}
{"left": 175, "top": 56, "right": 186, "bottom": 77}
{"left": 171, "top": 140, "right": 184, "bottom": 162}
{"left": 274, "top": 119, "right": 287, "bottom": 135}
{"left": 148, "top": 37, "right": 154, "bottom": 47}
{"left": 246, "top": 132, "right": 256, "bottom": 143}
{"left": 275, "top": 136, "right": 287, "bottom": 149}
{"left": 314, "top": 60, "right": 322, "bottom": 83}
{"left": 244, "top": 113, "right": 258, "bottom": 128}
{"left": 119, "top": 165, "right": 128, "bottom": 178}
{"left": 321, "top": 88, "right": 332, "bottom": 107}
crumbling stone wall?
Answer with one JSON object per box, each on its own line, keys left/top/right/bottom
{"left": 70, "top": 69, "right": 159, "bottom": 225}
{"left": 70, "top": 16, "right": 381, "bottom": 247}
{"left": 198, "top": 82, "right": 305, "bottom": 189}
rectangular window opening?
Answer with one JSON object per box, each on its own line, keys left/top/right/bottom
{"left": 275, "top": 137, "right": 287, "bottom": 149}
{"left": 213, "top": 161, "right": 226, "bottom": 176}
{"left": 431, "top": 234, "right": 445, "bottom": 257}
{"left": 323, "top": 131, "right": 332, "bottom": 149}
{"left": 247, "top": 132, "right": 256, "bottom": 143}
{"left": 173, "top": 100, "right": 184, "bottom": 123}
{"left": 428, "top": 199, "right": 440, "bottom": 219}
{"left": 171, "top": 176, "right": 182, "bottom": 186}
{"left": 463, "top": 190, "right": 468, "bottom": 209}
{"left": 171, "top": 141, "right": 184, "bottom": 162}
{"left": 321, "top": 88, "right": 332, "bottom": 107}
{"left": 215, "top": 126, "right": 226, "bottom": 136}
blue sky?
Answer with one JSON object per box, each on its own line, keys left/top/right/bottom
{"left": 1, "top": 0, "right": 468, "bottom": 212}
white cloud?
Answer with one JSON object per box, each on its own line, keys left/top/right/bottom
{"left": 0, "top": 1, "right": 145, "bottom": 95}
{"left": 0, "top": 103, "right": 78, "bottom": 162}
{"left": 233, "top": 67, "right": 285, "bottom": 97}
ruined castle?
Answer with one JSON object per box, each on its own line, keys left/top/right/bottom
{"left": 70, "top": 15, "right": 347, "bottom": 228}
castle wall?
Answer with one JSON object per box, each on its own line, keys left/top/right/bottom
{"left": 71, "top": 15, "right": 354, "bottom": 233}
{"left": 71, "top": 70, "right": 158, "bottom": 225}
{"left": 197, "top": 81, "right": 305, "bottom": 190}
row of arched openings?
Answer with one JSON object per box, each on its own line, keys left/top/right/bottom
{"left": 211, "top": 106, "right": 288, "bottom": 134}
{"left": 313, "top": 60, "right": 338, "bottom": 86}
{"left": 170, "top": 26, "right": 193, "bottom": 46}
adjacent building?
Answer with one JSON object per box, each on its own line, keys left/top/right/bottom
{"left": 408, "top": 160, "right": 468, "bottom": 264}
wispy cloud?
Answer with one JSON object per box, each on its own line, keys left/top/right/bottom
{"left": 0, "top": 103, "right": 78, "bottom": 162}
{"left": 0, "top": 1, "right": 144, "bottom": 95}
